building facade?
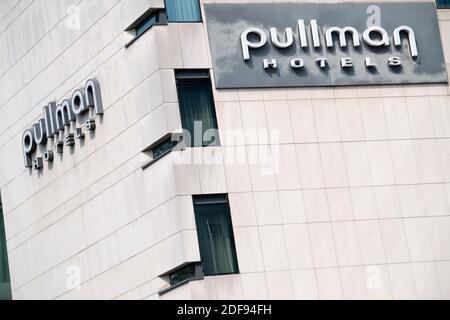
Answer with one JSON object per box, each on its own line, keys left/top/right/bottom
{"left": 0, "top": 0, "right": 449, "bottom": 300}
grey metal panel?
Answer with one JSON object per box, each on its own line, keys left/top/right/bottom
{"left": 204, "top": 2, "right": 448, "bottom": 88}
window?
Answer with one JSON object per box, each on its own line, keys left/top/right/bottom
{"left": 436, "top": 0, "right": 450, "bottom": 8}
{"left": 126, "top": 0, "right": 201, "bottom": 47}
{"left": 141, "top": 134, "right": 183, "bottom": 170}
{"left": 165, "top": 0, "right": 202, "bottom": 22}
{"left": 151, "top": 137, "right": 179, "bottom": 161}
{"left": 175, "top": 70, "right": 220, "bottom": 148}
{"left": 0, "top": 193, "right": 11, "bottom": 300}
{"left": 169, "top": 263, "right": 203, "bottom": 286}
{"left": 135, "top": 10, "right": 167, "bottom": 37}
{"left": 193, "top": 194, "right": 239, "bottom": 276}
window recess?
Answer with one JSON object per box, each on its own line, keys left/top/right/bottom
{"left": 125, "top": 9, "right": 167, "bottom": 48}
{"left": 124, "top": 0, "right": 202, "bottom": 48}
{"left": 175, "top": 70, "right": 220, "bottom": 148}
{"left": 157, "top": 194, "right": 239, "bottom": 296}
{"left": 158, "top": 262, "right": 203, "bottom": 295}
{"left": 192, "top": 194, "right": 239, "bottom": 277}
{"left": 140, "top": 132, "right": 184, "bottom": 170}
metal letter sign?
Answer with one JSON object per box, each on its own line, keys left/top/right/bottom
{"left": 22, "top": 79, "right": 103, "bottom": 171}
{"left": 204, "top": 2, "right": 448, "bottom": 88}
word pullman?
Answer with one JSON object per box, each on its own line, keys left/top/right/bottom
{"left": 22, "top": 79, "right": 103, "bottom": 170}
{"left": 241, "top": 20, "right": 418, "bottom": 69}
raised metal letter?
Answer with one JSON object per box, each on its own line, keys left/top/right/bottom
{"left": 241, "top": 27, "right": 267, "bottom": 61}
{"left": 33, "top": 119, "right": 47, "bottom": 145}
{"left": 325, "top": 26, "right": 360, "bottom": 48}
{"left": 290, "top": 58, "right": 304, "bottom": 69}
{"left": 341, "top": 57, "right": 353, "bottom": 68}
{"left": 310, "top": 20, "right": 321, "bottom": 48}
{"left": 393, "top": 26, "right": 418, "bottom": 58}
{"left": 297, "top": 20, "right": 308, "bottom": 48}
{"left": 85, "top": 79, "right": 103, "bottom": 115}
{"left": 363, "top": 26, "right": 389, "bottom": 47}
{"left": 71, "top": 89, "right": 88, "bottom": 115}
{"left": 263, "top": 58, "right": 277, "bottom": 69}
{"left": 43, "top": 102, "right": 57, "bottom": 136}
{"left": 55, "top": 100, "right": 75, "bottom": 131}
{"left": 22, "top": 129, "right": 35, "bottom": 168}
{"left": 270, "top": 27, "right": 294, "bottom": 48}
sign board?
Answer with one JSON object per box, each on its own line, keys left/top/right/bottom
{"left": 22, "top": 79, "right": 103, "bottom": 170}
{"left": 204, "top": 2, "right": 448, "bottom": 88}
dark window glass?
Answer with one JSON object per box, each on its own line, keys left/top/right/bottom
{"left": 436, "top": 0, "right": 450, "bottom": 8}
{"left": 0, "top": 193, "right": 11, "bottom": 300}
{"left": 169, "top": 264, "right": 197, "bottom": 286}
{"left": 152, "top": 138, "right": 179, "bottom": 161}
{"left": 175, "top": 70, "right": 219, "bottom": 148}
{"left": 165, "top": 0, "right": 202, "bottom": 22}
{"left": 135, "top": 10, "right": 165, "bottom": 37}
{"left": 193, "top": 194, "right": 239, "bottom": 276}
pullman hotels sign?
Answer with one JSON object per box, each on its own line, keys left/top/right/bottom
{"left": 22, "top": 79, "right": 103, "bottom": 170}
{"left": 204, "top": 2, "right": 448, "bottom": 88}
